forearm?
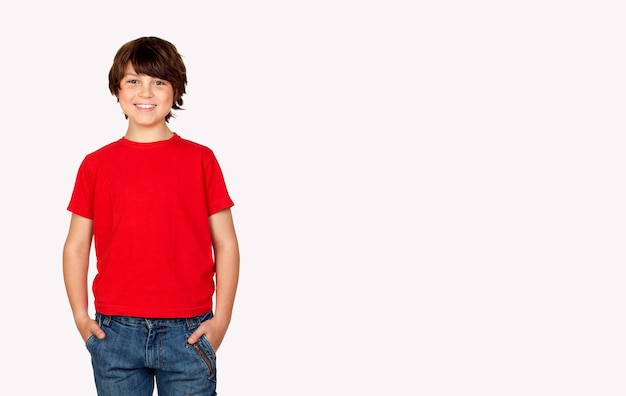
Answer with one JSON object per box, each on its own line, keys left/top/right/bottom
{"left": 63, "top": 214, "right": 94, "bottom": 323}
{"left": 187, "top": 244, "right": 239, "bottom": 349}
{"left": 213, "top": 244, "right": 240, "bottom": 327}
{"left": 203, "top": 208, "right": 240, "bottom": 349}
{"left": 63, "top": 248, "right": 91, "bottom": 322}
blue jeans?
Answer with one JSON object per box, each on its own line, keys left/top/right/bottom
{"left": 87, "top": 312, "right": 217, "bottom": 396}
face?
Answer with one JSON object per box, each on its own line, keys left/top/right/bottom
{"left": 118, "top": 63, "right": 174, "bottom": 127}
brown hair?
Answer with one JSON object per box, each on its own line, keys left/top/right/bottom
{"left": 108, "top": 36, "right": 187, "bottom": 122}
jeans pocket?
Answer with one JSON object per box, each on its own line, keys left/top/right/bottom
{"left": 189, "top": 336, "right": 216, "bottom": 378}
{"left": 85, "top": 333, "right": 97, "bottom": 350}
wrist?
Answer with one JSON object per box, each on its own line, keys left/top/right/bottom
{"left": 210, "top": 313, "right": 231, "bottom": 329}
{"left": 73, "top": 312, "right": 91, "bottom": 323}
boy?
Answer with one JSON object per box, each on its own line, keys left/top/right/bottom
{"left": 63, "top": 36, "right": 239, "bottom": 395}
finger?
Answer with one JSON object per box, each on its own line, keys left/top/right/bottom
{"left": 92, "top": 324, "right": 106, "bottom": 339}
{"left": 187, "top": 328, "right": 204, "bottom": 344}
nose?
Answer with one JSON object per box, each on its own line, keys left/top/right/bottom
{"left": 138, "top": 84, "right": 153, "bottom": 97}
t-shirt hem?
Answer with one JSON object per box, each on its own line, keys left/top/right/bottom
{"left": 95, "top": 304, "right": 213, "bottom": 318}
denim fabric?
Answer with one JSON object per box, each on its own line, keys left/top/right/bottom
{"left": 86, "top": 311, "right": 216, "bottom": 396}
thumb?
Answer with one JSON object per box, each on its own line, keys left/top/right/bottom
{"left": 93, "top": 325, "right": 106, "bottom": 340}
{"left": 187, "top": 329, "right": 203, "bottom": 344}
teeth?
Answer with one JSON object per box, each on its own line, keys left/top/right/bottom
{"left": 137, "top": 104, "right": 155, "bottom": 109}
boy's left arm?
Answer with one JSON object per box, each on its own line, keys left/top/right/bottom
{"left": 187, "top": 208, "right": 240, "bottom": 351}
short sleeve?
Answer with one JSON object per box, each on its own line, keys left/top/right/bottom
{"left": 67, "top": 156, "right": 95, "bottom": 219}
{"left": 204, "top": 151, "right": 234, "bottom": 216}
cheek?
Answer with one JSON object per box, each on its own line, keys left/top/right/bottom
{"left": 160, "top": 95, "right": 175, "bottom": 108}
{"left": 118, "top": 90, "right": 135, "bottom": 104}
{"left": 161, "top": 90, "right": 175, "bottom": 103}
{"left": 118, "top": 87, "right": 133, "bottom": 97}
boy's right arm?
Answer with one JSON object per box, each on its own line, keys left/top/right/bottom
{"left": 62, "top": 213, "right": 105, "bottom": 342}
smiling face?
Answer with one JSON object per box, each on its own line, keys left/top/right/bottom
{"left": 118, "top": 62, "right": 175, "bottom": 129}
{"left": 108, "top": 37, "right": 187, "bottom": 124}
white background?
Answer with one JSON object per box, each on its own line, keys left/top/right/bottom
{"left": 0, "top": 1, "right": 624, "bottom": 395}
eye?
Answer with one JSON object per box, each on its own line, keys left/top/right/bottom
{"left": 127, "top": 79, "right": 138, "bottom": 84}
{"left": 154, "top": 80, "right": 166, "bottom": 86}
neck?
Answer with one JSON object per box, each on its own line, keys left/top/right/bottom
{"left": 124, "top": 125, "right": 174, "bottom": 143}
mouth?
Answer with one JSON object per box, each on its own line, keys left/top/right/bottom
{"left": 135, "top": 104, "right": 156, "bottom": 109}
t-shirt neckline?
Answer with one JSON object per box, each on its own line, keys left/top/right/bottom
{"left": 120, "top": 132, "right": 180, "bottom": 148}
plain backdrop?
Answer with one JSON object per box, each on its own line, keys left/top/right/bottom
{"left": 0, "top": 1, "right": 624, "bottom": 395}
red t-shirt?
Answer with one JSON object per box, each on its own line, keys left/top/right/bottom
{"left": 68, "top": 133, "right": 234, "bottom": 318}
